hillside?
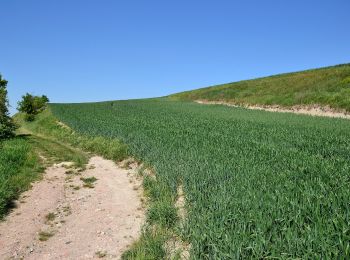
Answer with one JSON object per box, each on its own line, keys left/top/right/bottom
{"left": 170, "top": 63, "right": 350, "bottom": 111}
{"left": 50, "top": 100, "right": 350, "bottom": 258}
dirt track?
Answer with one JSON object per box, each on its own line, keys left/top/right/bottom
{"left": 0, "top": 156, "right": 144, "bottom": 259}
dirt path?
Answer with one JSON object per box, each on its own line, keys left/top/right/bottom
{"left": 195, "top": 100, "right": 350, "bottom": 119}
{"left": 0, "top": 156, "right": 144, "bottom": 259}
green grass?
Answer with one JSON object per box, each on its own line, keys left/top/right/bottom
{"left": 122, "top": 227, "right": 167, "bottom": 260}
{"left": 123, "top": 165, "right": 178, "bottom": 259}
{"left": 28, "top": 135, "right": 88, "bottom": 168}
{"left": 143, "top": 174, "right": 178, "bottom": 228}
{"left": 50, "top": 99, "right": 350, "bottom": 258}
{"left": 14, "top": 109, "right": 128, "bottom": 162}
{"left": 80, "top": 176, "right": 97, "bottom": 188}
{"left": 0, "top": 137, "right": 44, "bottom": 219}
{"left": 170, "top": 63, "right": 350, "bottom": 111}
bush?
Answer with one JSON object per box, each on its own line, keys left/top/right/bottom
{"left": 17, "top": 93, "right": 49, "bottom": 121}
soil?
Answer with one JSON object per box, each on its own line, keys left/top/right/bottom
{"left": 0, "top": 156, "right": 144, "bottom": 259}
{"left": 195, "top": 100, "right": 350, "bottom": 119}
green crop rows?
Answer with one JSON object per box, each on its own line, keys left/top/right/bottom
{"left": 51, "top": 99, "right": 350, "bottom": 258}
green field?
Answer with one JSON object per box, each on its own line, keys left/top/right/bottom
{"left": 170, "top": 63, "right": 350, "bottom": 111}
{"left": 50, "top": 99, "right": 350, "bottom": 258}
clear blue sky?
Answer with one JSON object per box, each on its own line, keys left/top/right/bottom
{"left": 1, "top": 0, "right": 349, "bottom": 114}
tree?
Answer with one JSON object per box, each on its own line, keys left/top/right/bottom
{"left": 17, "top": 93, "right": 50, "bottom": 121}
{"left": 34, "top": 95, "right": 49, "bottom": 112}
{"left": 0, "top": 74, "right": 17, "bottom": 139}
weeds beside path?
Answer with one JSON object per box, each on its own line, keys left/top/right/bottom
{"left": 0, "top": 137, "right": 43, "bottom": 218}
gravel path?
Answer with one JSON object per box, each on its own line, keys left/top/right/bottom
{"left": 0, "top": 156, "right": 144, "bottom": 259}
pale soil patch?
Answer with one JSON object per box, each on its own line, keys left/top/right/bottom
{"left": 0, "top": 156, "right": 144, "bottom": 259}
{"left": 196, "top": 100, "right": 350, "bottom": 119}
{"left": 175, "top": 185, "right": 186, "bottom": 222}
{"left": 166, "top": 185, "right": 190, "bottom": 260}
{"left": 56, "top": 121, "right": 71, "bottom": 130}
{"left": 118, "top": 159, "right": 148, "bottom": 210}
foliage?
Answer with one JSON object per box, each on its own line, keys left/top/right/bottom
{"left": 17, "top": 93, "right": 50, "bottom": 121}
{"left": 0, "top": 137, "right": 43, "bottom": 218}
{"left": 0, "top": 74, "right": 17, "bottom": 139}
{"left": 170, "top": 63, "right": 350, "bottom": 111}
{"left": 51, "top": 99, "right": 350, "bottom": 258}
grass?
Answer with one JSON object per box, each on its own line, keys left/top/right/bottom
{"left": 142, "top": 174, "right": 178, "bottom": 228}
{"left": 38, "top": 230, "right": 55, "bottom": 241}
{"left": 14, "top": 108, "right": 128, "bottom": 162}
{"left": 80, "top": 176, "right": 97, "bottom": 188}
{"left": 45, "top": 212, "right": 56, "bottom": 222}
{"left": 0, "top": 137, "right": 44, "bottom": 219}
{"left": 50, "top": 99, "right": 350, "bottom": 258}
{"left": 147, "top": 202, "right": 178, "bottom": 228}
{"left": 28, "top": 135, "right": 87, "bottom": 168}
{"left": 170, "top": 63, "right": 350, "bottom": 111}
{"left": 122, "top": 227, "right": 167, "bottom": 260}
{"left": 124, "top": 164, "right": 180, "bottom": 259}
{"left": 95, "top": 250, "right": 107, "bottom": 258}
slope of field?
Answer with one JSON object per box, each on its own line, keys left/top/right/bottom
{"left": 170, "top": 63, "right": 350, "bottom": 111}
{"left": 50, "top": 99, "right": 350, "bottom": 258}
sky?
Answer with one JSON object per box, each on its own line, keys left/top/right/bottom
{"left": 1, "top": 0, "right": 349, "bottom": 114}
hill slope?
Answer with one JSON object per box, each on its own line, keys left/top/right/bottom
{"left": 170, "top": 63, "right": 350, "bottom": 111}
{"left": 50, "top": 99, "right": 350, "bottom": 258}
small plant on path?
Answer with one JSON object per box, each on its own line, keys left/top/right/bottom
{"left": 45, "top": 212, "right": 56, "bottom": 222}
{"left": 80, "top": 176, "right": 98, "bottom": 188}
{"left": 38, "top": 230, "right": 54, "bottom": 241}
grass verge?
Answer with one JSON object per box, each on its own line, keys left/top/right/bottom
{"left": 122, "top": 167, "right": 183, "bottom": 259}
{"left": 14, "top": 108, "right": 128, "bottom": 162}
{"left": 0, "top": 137, "right": 44, "bottom": 219}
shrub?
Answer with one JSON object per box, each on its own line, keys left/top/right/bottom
{"left": 17, "top": 93, "right": 49, "bottom": 121}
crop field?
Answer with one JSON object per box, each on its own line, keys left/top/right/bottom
{"left": 50, "top": 99, "right": 350, "bottom": 258}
